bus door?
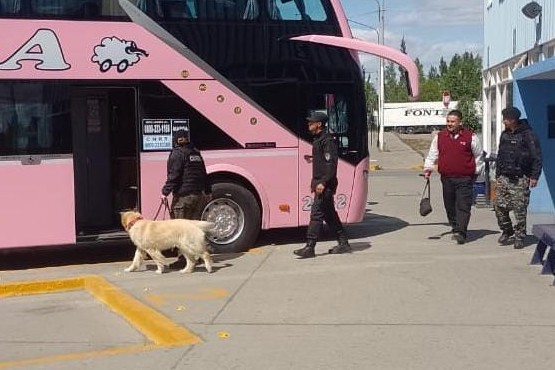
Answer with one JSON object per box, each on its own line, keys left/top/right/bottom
{"left": 0, "top": 82, "right": 75, "bottom": 249}
{"left": 72, "top": 87, "right": 138, "bottom": 238}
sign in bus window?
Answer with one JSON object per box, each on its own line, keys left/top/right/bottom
{"left": 142, "top": 118, "right": 190, "bottom": 151}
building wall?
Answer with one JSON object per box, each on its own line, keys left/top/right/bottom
{"left": 485, "top": 0, "right": 555, "bottom": 68}
{"left": 513, "top": 77, "right": 555, "bottom": 227}
{"left": 483, "top": 0, "right": 555, "bottom": 156}
{"left": 484, "top": 1, "right": 555, "bottom": 229}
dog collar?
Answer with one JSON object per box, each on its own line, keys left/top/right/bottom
{"left": 126, "top": 215, "right": 144, "bottom": 231}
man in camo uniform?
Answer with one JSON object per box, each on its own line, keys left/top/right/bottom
{"left": 494, "top": 107, "right": 542, "bottom": 249}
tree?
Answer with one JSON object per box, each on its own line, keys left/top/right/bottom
{"left": 398, "top": 36, "right": 408, "bottom": 89}
{"left": 439, "top": 57, "right": 448, "bottom": 77}
{"left": 457, "top": 95, "right": 480, "bottom": 132}
{"left": 442, "top": 52, "right": 482, "bottom": 100}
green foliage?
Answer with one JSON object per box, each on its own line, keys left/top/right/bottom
{"left": 456, "top": 95, "right": 481, "bottom": 132}
{"left": 384, "top": 62, "right": 408, "bottom": 102}
{"left": 378, "top": 39, "right": 482, "bottom": 106}
{"left": 362, "top": 41, "right": 483, "bottom": 131}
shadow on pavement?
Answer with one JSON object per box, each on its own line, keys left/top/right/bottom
{"left": 0, "top": 240, "right": 136, "bottom": 271}
{"left": 256, "top": 212, "right": 409, "bottom": 248}
{"left": 466, "top": 229, "right": 501, "bottom": 243}
{"left": 0, "top": 213, "right": 409, "bottom": 271}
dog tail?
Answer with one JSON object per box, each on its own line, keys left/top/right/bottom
{"left": 190, "top": 220, "right": 216, "bottom": 232}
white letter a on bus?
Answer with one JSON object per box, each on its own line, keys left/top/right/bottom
{"left": 0, "top": 29, "right": 70, "bottom": 70}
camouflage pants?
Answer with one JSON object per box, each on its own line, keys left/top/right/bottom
{"left": 494, "top": 175, "right": 530, "bottom": 238}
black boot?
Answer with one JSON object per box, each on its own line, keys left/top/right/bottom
{"left": 498, "top": 229, "right": 514, "bottom": 245}
{"left": 514, "top": 235, "right": 525, "bottom": 249}
{"left": 294, "top": 240, "right": 316, "bottom": 259}
{"left": 329, "top": 232, "right": 352, "bottom": 254}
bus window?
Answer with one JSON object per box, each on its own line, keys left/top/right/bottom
{"left": 158, "top": 0, "right": 195, "bottom": 19}
{"left": 197, "top": 0, "right": 259, "bottom": 20}
{"left": 30, "top": 0, "right": 101, "bottom": 17}
{"left": 0, "top": 82, "right": 72, "bottom": 156}
{"left": 0, "top": 0, "right": 21, "bottom": 15}
{"left": 268, "top": 0, "right": 326, "bottom": 21}
{"left": 326, "top": 94, "right": 349, "bottom": 149}
{"left": 304, "top": 89, "right": 367, "bottom": 163}
{"left": 138, "top": 82, "right": 242, "bottom": 150}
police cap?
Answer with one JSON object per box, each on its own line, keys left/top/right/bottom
{"left": 501, "top": 107, "right": 521, "bottom": 120}
{"left": 174, "top": 130, "right": 188, "bottom": 139}
{"left": 306, "top": 111, "right": 328, "bottom": 125}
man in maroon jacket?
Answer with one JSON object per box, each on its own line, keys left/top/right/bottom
{"left": 423, "top": 110, "right": 484, "bottom": 244}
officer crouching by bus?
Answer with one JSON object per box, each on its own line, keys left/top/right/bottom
{"left": 161, "top": 130, "right": 212, "bottom": 220}
{"left": 294, "top": 112, "right": 351, "bottom": 259}
{"left": 494, "top": 107, "right": 542, "bottom": 249}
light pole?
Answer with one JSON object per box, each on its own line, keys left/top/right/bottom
{"left": 373, "top": 0, "right": 385, "bottom": 151}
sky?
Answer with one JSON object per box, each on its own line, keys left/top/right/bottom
{"left": 340, "top": 0, "right": 483, "bottom": 83}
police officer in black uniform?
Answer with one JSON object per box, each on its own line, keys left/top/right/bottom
{"left": 161, "top": 130, "right": 211, "bottom": 220}
{"left": 294, "top": 112, "right": 351, "bottom": 259}
{"left": 495, "top": 107, "right": 542, "bottom": 249}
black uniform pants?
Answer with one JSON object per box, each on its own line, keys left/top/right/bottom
{"left": 306, "top": 189, "right": 344, "bottom": 241}
{"left": 170, "top": 193, "right": 204, "bottom": 220}
{"left": 441, "top": 176, "right": 474, "bottom": 237}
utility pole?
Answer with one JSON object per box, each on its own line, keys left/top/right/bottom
{"left": 377, "top": 0, "right": 385, "bottom": 151}
{"left": 372, "top": 0, "right": 385, "bottom": 151}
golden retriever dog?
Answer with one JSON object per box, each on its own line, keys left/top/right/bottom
{"left": 120, "top": 211, "right": 214, "bottom": 274}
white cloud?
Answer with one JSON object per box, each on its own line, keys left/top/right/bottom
{"left": 388, "top": 0, "right": 483, "bottom": 27}
{"left": 351, "top": 0, "right": 483, "bottom": 77}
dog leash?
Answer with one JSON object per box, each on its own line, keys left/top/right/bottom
{"left": 153, "top": 197, "right": 171, "bottom": 220}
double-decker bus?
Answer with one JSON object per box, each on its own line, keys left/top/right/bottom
{"left": 0, "top": 0, "right": 419, "bottom": 253}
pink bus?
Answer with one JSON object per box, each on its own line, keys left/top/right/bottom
{"left": 0, "top": 0, "right": 419, "bottom": 253}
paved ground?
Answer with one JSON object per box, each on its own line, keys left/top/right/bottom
{"left": 370, "top": 131, "right": 429, "bottom": 170}
{"left": 1, "top": 144, "right": 555, "bottom": 369}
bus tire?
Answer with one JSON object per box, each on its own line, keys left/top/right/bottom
{"left": 201, "top": 182, "right": 261, "bottom": 254}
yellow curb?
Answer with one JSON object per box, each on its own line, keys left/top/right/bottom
{"left": 0, "top": 275, "right": 200, "bottom": 369}
{"left": 411, "top": 164, "right": 424, "bottom": 170}
{"left": 369, "top": 164, "right": 382, "bottom": 171}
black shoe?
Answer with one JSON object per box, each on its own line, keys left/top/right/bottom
{"left": 497, "top": 230, "right": 514, "bottom": 245}
{"left": 328, "top": 244, "right": 352, "bottom": 254}
{"left": 514, "top": 238, "right": 525, "bottom": 249}
{"left": 294, "top": 241, "right": 316, "bottom": 259}
{"left": 452, "top": 233, "right": 465, "bottom": 245}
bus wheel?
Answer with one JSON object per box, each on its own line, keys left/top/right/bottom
{"left": 405, "top": 126, "right": 415, "bottom": 134}
{"left": 201, "top": 182, "right": 261, "bottom": 254}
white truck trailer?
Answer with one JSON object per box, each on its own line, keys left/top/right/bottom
{"left": 383, "top": 101, "right": 456, "bottom": 134}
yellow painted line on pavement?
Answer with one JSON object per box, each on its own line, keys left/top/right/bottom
{"left": 144, "top": 287, "right": 228, "bottom": 306}
{"left": 0, "top": 345, "right": 157, "bottom": 370}
{"left": 0, "top": 275, "right": 200, "bottom": 369}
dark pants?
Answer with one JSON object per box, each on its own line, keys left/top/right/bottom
{"left": 170, "top": 193, "right": 204, "bottom": 220}
{"left": 306, "top": 189, "right": 344, "bottom": 242}
{"left": 441, "top": 176, "right": 474, "bottom": 237}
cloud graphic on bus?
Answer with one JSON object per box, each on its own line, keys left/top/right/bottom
{"left": 91, "top": 36, "right": 148, "bottom": 73}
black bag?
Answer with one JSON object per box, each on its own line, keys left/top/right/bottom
{"left": 419, "top": 179, "right": 432, "bottom": 216}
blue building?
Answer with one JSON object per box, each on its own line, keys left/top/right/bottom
{"left": 483, "top": 0, "right": 555, "bottom": 228}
